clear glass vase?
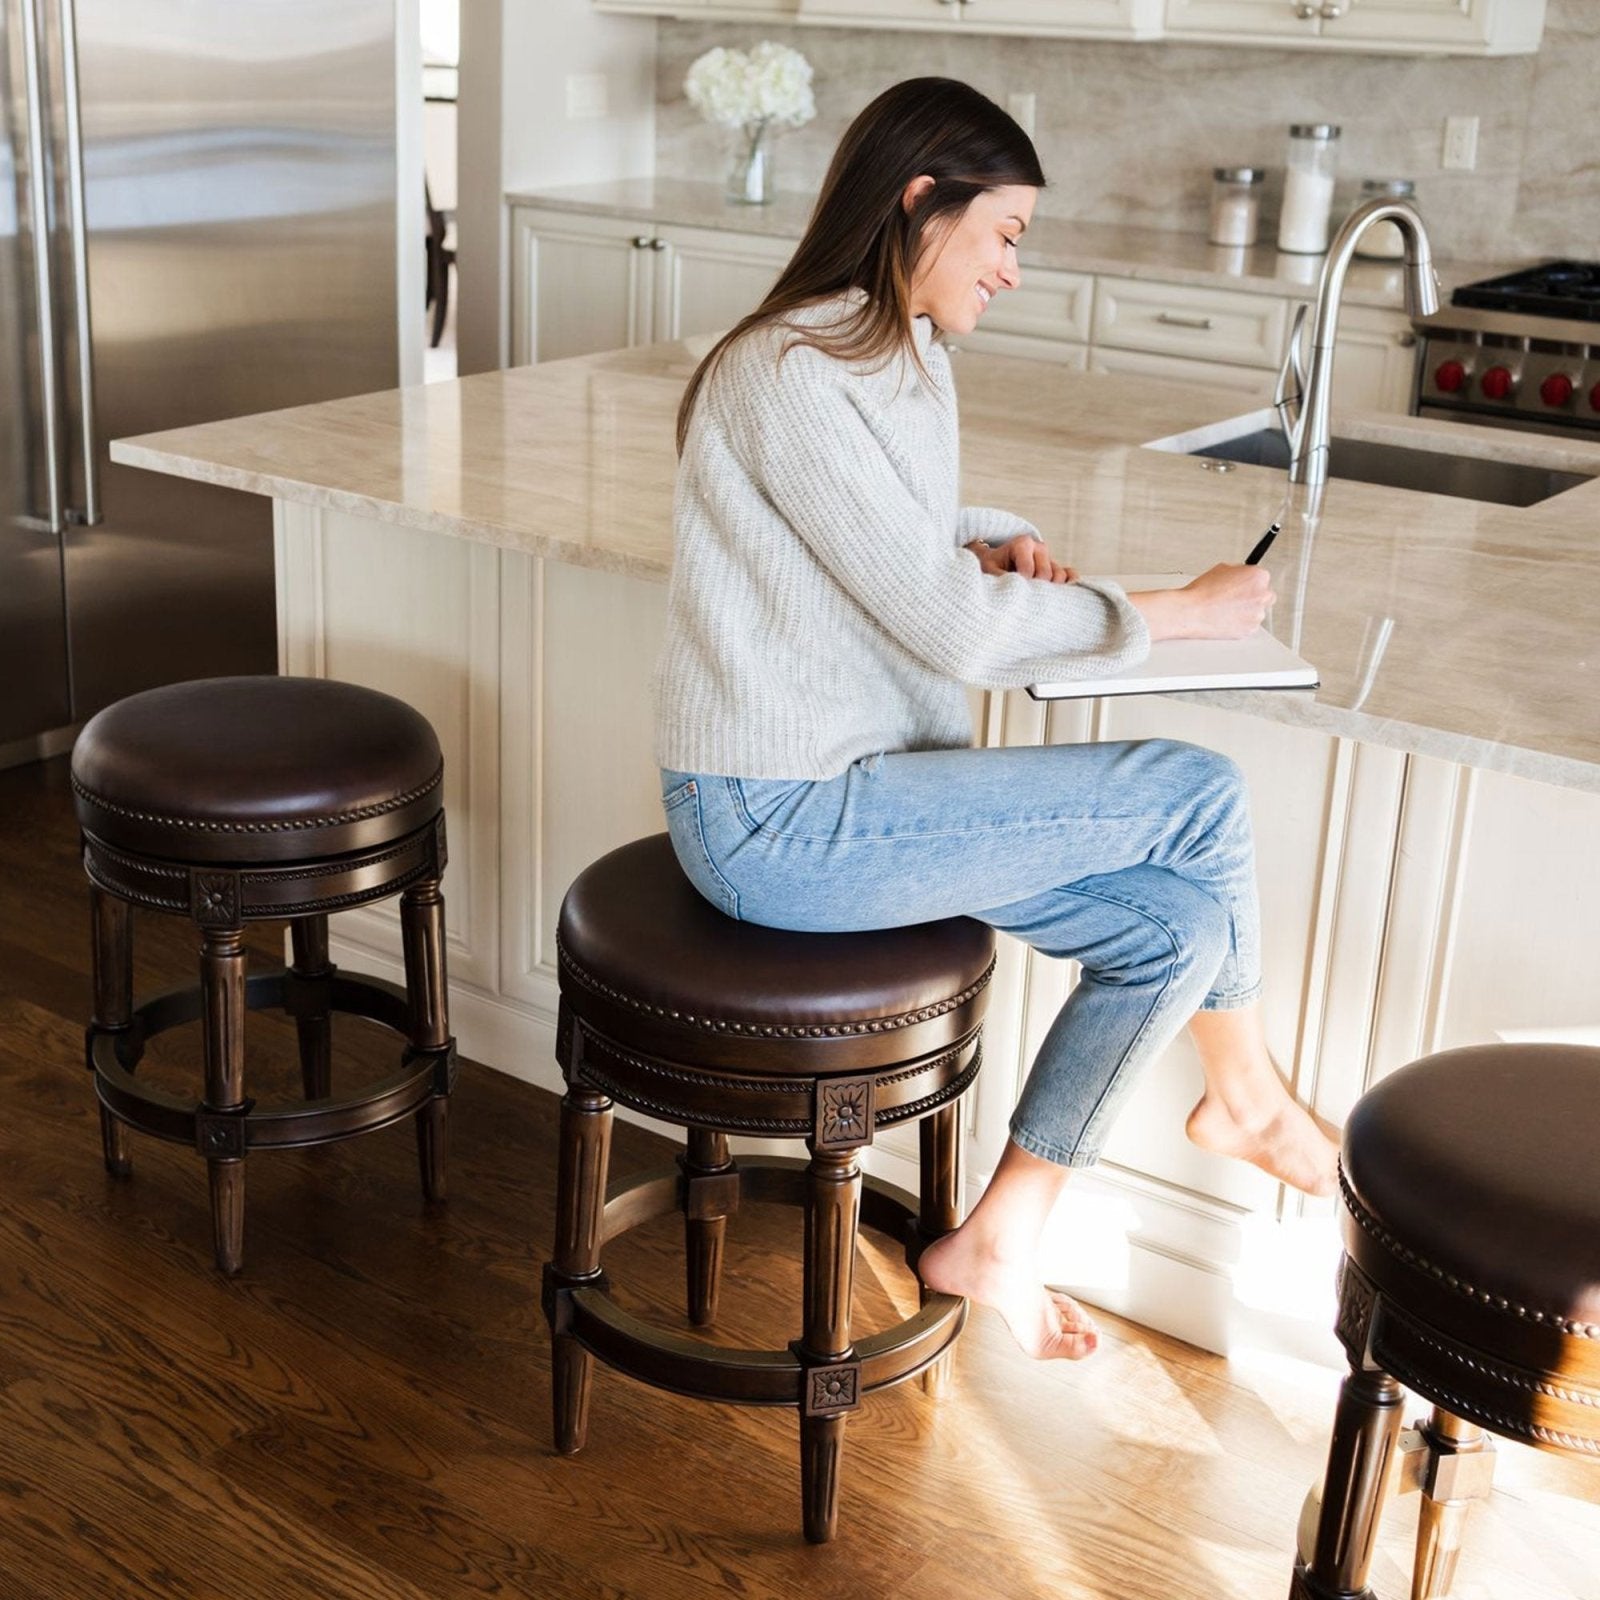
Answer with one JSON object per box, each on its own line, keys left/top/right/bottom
{"left": 726, "top": 119, "right": 775, "bottom": 206}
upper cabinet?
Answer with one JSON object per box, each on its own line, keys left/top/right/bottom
{"left": 1164, "top": 0, "right": 1547, "bottom": 53}
{"left": 596, "top": 0, "right": 1544, "bottom": 49}
{"left": 796, "top": 0, "right": 1164, "bottom": 34}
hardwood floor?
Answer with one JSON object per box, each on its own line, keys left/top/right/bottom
{"left": 2, "top": 754, "right": 1596, "bottom": 1600}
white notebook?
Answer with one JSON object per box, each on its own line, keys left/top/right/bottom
{"left": 1028, "top": 574, "right": 1320, "bottom": 702}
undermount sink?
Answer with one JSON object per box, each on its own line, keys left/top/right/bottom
{"left": 1166, "top": 425, "right": 1591, "bottom": 509}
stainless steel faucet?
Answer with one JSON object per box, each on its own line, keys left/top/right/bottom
{"left": 1275, "top": 197, "right": 1441, "bottom": 486}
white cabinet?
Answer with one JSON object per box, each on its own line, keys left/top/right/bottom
{"left": 1297, "top": 301, "right": 1420, "bottom": 416}
{"left": 1094, "top": 276, "right": 1290, "bottom": 370}
{"left": 1164, "top": 0, "right": 1318, "bottom": 38}
{"left": 1164, "top": 0, "right": 1544, "bottom": 51}
{"left": 799, "top": 0, "right": 1163, "bottom": 31}
{"left": 955, "top": 264, "right": 1095, "bottom": 365}
{"left": 1090, "top": 344, "right": 1280, "bottom": 399}
{"left": 510, "top": 206, "right": 791, "bottom": 366}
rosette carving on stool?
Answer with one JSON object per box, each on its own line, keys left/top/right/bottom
{"left": 684, "top": 41, "right": 815, "bottom": 206}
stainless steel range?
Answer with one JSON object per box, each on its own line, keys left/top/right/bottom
{"left": 1414, "top": 261, "right": 1600, "bottom": 437}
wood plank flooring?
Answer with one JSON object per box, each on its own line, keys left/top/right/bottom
{"left": 1, "top": 755, "right": 1596, "bottom": 1600}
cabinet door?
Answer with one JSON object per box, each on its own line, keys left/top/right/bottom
{"left": 1292, "top": 301, "right": 1419, "bottom": 416}
{"left": 961, "top": 0, "right": 1162, "bottom": 33}
{"left": 1322, "top": 0, "right": 1543, "bottom": 52}
{"left": 652, "top": 224, "right": 794, "bottom": 345}
{"left": 1163, "top": 0, "right": 1321, "bottom": 38}
{"left": 797, "top": 0, "right": 962, "bottom": 24}
{"left": 511, "top": 209, "right": 654, "bottom": 365}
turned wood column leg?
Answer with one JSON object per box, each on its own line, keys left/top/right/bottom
{"left": 89, "top": 887, "right": 133, "bottom": 1178}
{"left": 548, "top": 1082, "right": 613, "bottom": 1455}
{"left": 680, "top": 1128, "right": 735, "bottom": 1328}
{"left": 199, "top": 927, "right": 248, "bottom": 1275}
{"left": 1411, "top": 1408, "right": 1495, "bottom": 1600}
{"left": 289, "top": 916, "right": 333, "bottom": 1100}
{"left": 401, "top": 876, "right": 451, "bottom": 1203}
{"left": 1292, "top": 1362, "right": 1405, "bottom": 1600}
{"left": 798, "top": 1144, "right": 862, "bottom": 1545}
{"left": 917, "top": 1102, "right": 963, "bottom": 1397}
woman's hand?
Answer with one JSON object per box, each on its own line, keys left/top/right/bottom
{"left": 1128, "top": 563, "right": 1274, "bottom": 641}
{"left": 964, "top": 536, "right": 1078, "bottom": 584}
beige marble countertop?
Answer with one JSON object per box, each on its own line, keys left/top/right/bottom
{"left": 111, "top": 344, "right": 1600, "bottom": 793}
{"left": 506, "top": 178, "right": 1515, "bottom": 308}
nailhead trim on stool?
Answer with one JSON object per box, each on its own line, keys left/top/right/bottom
{"left": 71, "top": 676, "right": 458, "bottom": 1276}
{"left": 1292, "top": 1042, "right": 1600, "bottom": 1600}
{"left": 542, "top": 833, "right": 996, "bottom": 1543}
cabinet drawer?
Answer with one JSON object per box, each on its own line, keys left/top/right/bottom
{"left": 1093, "top": 276, "right": 1288, "bottom": 369}
{"left": 1089, "top": 345, "right": 1278, "bottom": 400}
{"left": 949, "top": 330, "right": 1089, "bottom": 367}
{"left": 976, "top": 266, "right": 1094, "bottom": 345}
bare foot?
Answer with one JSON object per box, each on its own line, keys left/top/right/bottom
{"left": 1185, "top": 1091, "right": 1339, "bottom": 1196}
{"left": 919, "top": 1230, "right": 1099, "bottom": 1361}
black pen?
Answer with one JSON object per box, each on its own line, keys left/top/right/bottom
{"left": 1244, "top": 520, "right": 1280, "bottom": 566}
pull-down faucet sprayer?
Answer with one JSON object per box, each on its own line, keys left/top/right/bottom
{"left": 1276, "top": 197, "right": 1441, "bottom": 487}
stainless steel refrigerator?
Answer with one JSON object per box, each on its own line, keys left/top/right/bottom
{"left": 2, "top": 0, "right": 399, "bottom": 759}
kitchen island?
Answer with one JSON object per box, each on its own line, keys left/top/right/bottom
{"left": 112, "top": 344, "right": 1600, "bottom": 1355}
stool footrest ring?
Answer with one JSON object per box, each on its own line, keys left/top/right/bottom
{"left": 88, "top": 969, "right": 453, "bottom": 1152}
{"left": 552, "top": 1155, "right": 966, "bottom": 1408}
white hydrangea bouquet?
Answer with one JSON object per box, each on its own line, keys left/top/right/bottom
{"left": 684, "top": 41, "right": 816, "bottom": 205}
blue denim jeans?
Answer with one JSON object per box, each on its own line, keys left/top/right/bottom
{"left": 660, "top": 739, "right": 1262, "bottom": 1168}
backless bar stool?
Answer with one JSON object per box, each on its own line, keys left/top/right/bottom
{"left": 543, "top": 833, "right": 995, "bottom": 1543}
{"left": 1293, "top": 1043, "right": 1600, "bottom": 1600}
{"left": 71, "top": 676, "right": 457, "bottom": 1275}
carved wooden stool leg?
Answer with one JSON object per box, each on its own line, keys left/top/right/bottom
{"left": 798, "top": 1144, "right": 862, "bottom": 1545}
{"left": 918, "top": 1103, "right": 963, "bottom": 1397}
{"left": 289, "top": 916, "right": 333, "bottom": 1100}
{"left": 401, "top": 877, "right": 450, "bottom": 1203}
{"left": 1410, "top": 1408, "right": 1495, "bottom": 1600}
{"left": 199, "top": 927, "right": 247, "bottom": 1275}
{"left": 549, "top": 1083, "right": 613, "bottom": 1455}
{"left": 89, "top": 887, "right": 134, "bottom": 1177}
{"left": 680, "top": 1128, "right": 735, "bottom": 1327}
{"left": 1292, "top": 1362, "right": 1405, "bottom": 1600}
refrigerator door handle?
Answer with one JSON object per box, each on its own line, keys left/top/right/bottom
{"left": 19, "top": 0, "right": 65, "bottom": 535}
{"left": 59, "top": 0, "right": 100, "bottom": 525}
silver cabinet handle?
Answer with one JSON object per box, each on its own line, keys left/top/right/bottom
{"left": 20, "top": 0, "right": 63, "bottom": 535}
{"left": 60, "top": 0, "right": 100, "bottom": 525}
{"left": 650, "top": 237, "right": 668, "bottom": 252}
{"left": 1396, "top": 331, "right": 1417, "bottom": 349}
{"left": 1293, "top": 2, "right": 1319, "bottom": 16}
{"left": 1319, "top": 1, "right": 1346, "bottom": 15}
{"left": 632, "top": 234, "right": 652, "bottom": 249}
{"left": 1156, "top": 311, "right": 1214, "bottom": 330}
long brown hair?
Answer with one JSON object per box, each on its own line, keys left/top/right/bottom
{"left": 675, "top": 77, "right": 1045, "bottom": 453}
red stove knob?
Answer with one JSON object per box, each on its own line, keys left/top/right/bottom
{"left": 1480, "top": 365, "right": 1516, "bottom": 401}
{"left": 1434, "top": 359, "right": 1468, "bottom": 393}
{"left": 1540, "top": 373, "right": 1576, "bottom": 408}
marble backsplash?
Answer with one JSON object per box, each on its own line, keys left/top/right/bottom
{"left": 655, "top": 0, "right": 1599, "bottom": 263}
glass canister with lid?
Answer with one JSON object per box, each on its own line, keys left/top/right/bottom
{"left": 1277, "top": 123, "right": 1341, "bottom": 254}
{"left": 1208, "top": 167, "right": 1265, "bottom": 247}
{"left": 1352, "top": 178, "right": 1417, "bottom": 259}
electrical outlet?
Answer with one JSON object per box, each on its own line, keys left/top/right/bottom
{"left": 1442, "top": 115, "right": 1479, "bottom": 171}
{"left": 1007, "top": 92, "right": 1036, "bottom": 138}
{"left": 566, "top": 73, "right": 609, "bottom": 121}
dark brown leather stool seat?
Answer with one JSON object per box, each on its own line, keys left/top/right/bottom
{"left": 72, "top": 676, "right": 456, "bottom": 1275}
{"left": 1294, "top": 1043, "right": 1600, "bottom": 1600}
{"left": 545, "top": 834, "right": 995, "bottom": 1543}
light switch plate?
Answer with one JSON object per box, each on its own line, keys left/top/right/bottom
{"left": 1442, "top": 115, "right": 1478, "bottom": 170}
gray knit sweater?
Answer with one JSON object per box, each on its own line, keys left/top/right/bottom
{"left": 653, "top": 296, "right": 1151, "bottom": 779}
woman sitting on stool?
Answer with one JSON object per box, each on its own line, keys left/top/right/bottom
{"left": 654, "top": 77, "right": 1336, "bottom": 1362}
